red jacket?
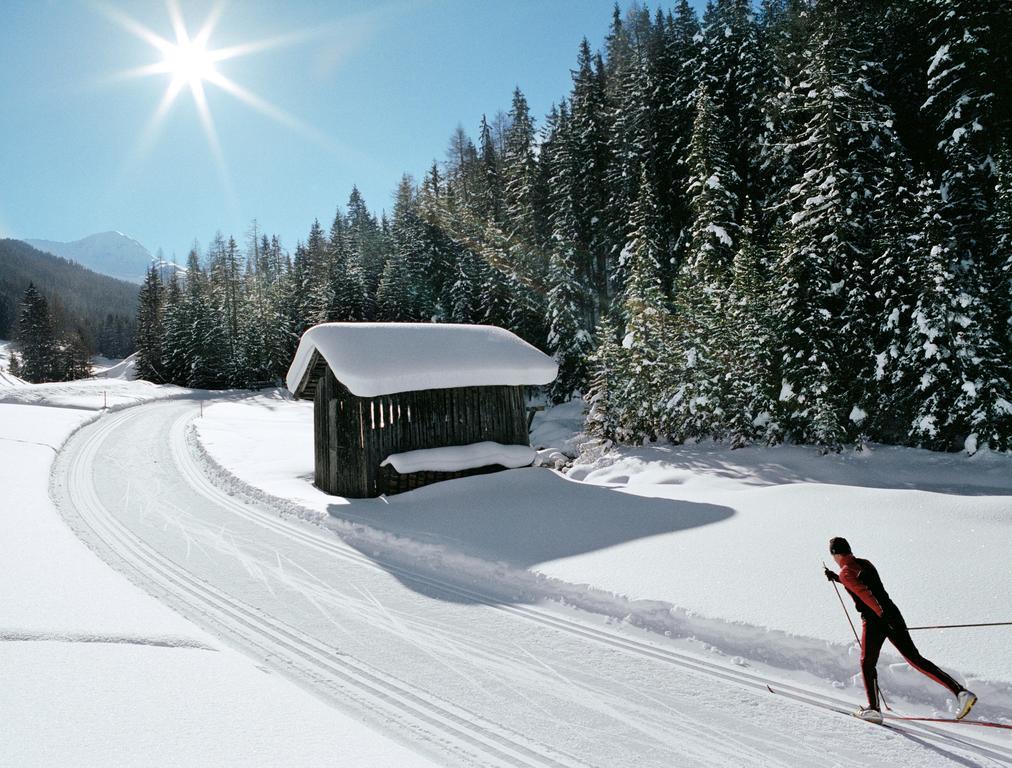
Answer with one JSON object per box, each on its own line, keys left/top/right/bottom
{"left": 837, "top": 554, "right": 898, "bottom": 621}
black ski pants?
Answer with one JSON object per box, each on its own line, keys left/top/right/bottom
{"left": 861, "top": 613, "right": 962, "bottom": 709}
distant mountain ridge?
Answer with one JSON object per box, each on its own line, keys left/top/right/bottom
{"left": 23, "top": 231, "right": 174, "bottom": 284}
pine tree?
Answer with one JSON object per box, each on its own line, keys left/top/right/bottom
{"left": 773, "top": 6, "right": 909, "bottom": 449}
{"left": 61, "top": 330, "right": 93, "bottom": 381}
{"left": 160, "top": 269, "right": 187, "bottom": 384}
{"left": 906, "top": 181, "right": 1012, "bottom": 452}
{"left": 996, "top": 144, "right": 1012, "bottom": 349}
{"left": 14, "top": 283, "right": 58, "bottom": 383}
{"left": 135, "top": 266, "right": 164, "bottom": 383}
{"left": 585, "top": 314, "right": 628, "bottom": 443}
{"left": 546, "top": 242, "right": 593, "bottom": 404}
{"left": 723, "top": 212, "right": 777, "bottom": 446}
{"left": 616, "top": 168, "right": 671, "bottom": 441}
{"left": 569, "top": 39, "right": 614, "bottom": 321}
{"left": 324, "top": 207, "right": 366, "bottom": 321}
{"left": 346, "top": 186, "right": 385, "bottom": 316}
{"left": 683, "top": 85, "right": 738, "bottom": 283}
{"left": 663, "top": 85, "right": 738, "bottom": 442}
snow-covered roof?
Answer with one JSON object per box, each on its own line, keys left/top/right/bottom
{"left": 286, "top": 323, "right": 558, "bottom": 398}
{"left": 379, "top": 441, "right": 535, "bottom": 474}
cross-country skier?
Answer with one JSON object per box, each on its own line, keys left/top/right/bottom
{"left": 823, "top": 537, "right": 977, "bottom": 724}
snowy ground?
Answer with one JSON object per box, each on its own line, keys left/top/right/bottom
{"left": 0, "top": 385, "right": 439, "bottom": 767}
{"left": 194, "top": 393, "right": 1012, "bottom": 723}
{"left": 4, "top": 376, "right": 1011, "bottom": 766}
{"left": 59, "top": 397, "right": 1012, "bottom": 766}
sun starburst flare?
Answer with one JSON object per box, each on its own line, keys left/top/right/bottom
{"left": 96, "top": 0, "right": 343, "bottom": 180}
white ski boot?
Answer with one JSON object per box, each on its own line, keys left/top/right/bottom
{"left": 956, "top": 690, "right": 977, "bottom": 720}
{"left": 853, "top": 706, "right": 884, "bottom": 725}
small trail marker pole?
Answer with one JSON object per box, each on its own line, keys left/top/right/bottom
{"left": 200, "top": 400, "right": 203, "bottom": 418}
{"left": 103, "top": 390, "right": 107, "bottom": 410}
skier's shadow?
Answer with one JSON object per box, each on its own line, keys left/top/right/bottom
{"left": 325, "top": 468, "right": 733, "bottom": 604}
{"left": 889, "top": 728, "right": 1002, "bottom": 768}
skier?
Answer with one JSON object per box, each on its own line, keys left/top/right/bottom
{"left": 823, "top": 537, "right": 977, "bottom": 724}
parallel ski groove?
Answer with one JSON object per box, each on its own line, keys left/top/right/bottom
{"left": 63, "top": 409, "right": 583, "bottom": 768}
{"left": 166, "top": 406, "right": 1012, "bottom": 765}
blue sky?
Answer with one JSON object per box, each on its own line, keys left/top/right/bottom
{"left": 2, "top": 0, "right": 704, "bottom": 262}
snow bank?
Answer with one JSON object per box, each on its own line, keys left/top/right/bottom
{"left": 286, "top": 322, "right": 558, "bottom": 397}
{"left": 380, "top": 441, "right": 535, "bottom": 474}
{"left": 0, "top": 377, "right": 189, "bottom": 410}
{"left": 193, "top": 394, "right": 1012, "bottom": 721}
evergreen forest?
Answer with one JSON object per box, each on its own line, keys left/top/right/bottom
{"left": 0, "top": 239, "right": 136, "bottom": 359}
{"left": 133, "top": 0, "right": 1012, "bottom": 453}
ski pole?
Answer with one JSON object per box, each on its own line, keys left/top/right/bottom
{"left": 823, "top": 561, "right": 891, "bottom": 712}
{"left": 907, "top": 621, "right": 1012, "bottom": 631}
{"left": 824, "top": 561, "right": 860, "bottom": 644}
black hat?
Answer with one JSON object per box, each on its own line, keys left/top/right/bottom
{"left": 829, "top": 537, "right": 852, "bottom": 555}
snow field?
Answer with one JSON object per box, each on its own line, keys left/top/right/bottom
{"left": 0, "top": 386, "right": 439, "bottom": 767}
{"left": 193, "top": 393, "right": 1012, "bottom": 724}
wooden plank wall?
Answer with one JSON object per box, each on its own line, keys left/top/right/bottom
{"left": 312, "top": 376, "right": 531, "bottom": 498}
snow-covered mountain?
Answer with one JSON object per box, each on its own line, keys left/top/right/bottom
{"left": 23, "top": 231, "right": 181, "bottom": 284}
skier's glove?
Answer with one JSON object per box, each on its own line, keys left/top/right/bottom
{"left": 824, "top": 567, "right": 840, "bottom": 583}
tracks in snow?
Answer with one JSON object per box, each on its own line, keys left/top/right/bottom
{"left": 55, "top": 401, "right": 1012, "bottom": 767}
{"left": 167, "top": 408, "right": 1012, "bottom": 767}
{"left": 61, "top": 408, "right": 584, "bottom": 768}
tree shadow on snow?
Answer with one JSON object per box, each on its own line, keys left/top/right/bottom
{"left": 326, "top": 468, "right": 733, "bottom": 604}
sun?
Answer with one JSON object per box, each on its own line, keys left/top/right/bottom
{"left": 98, "top": 0, "right": 348, "bottom": 199}
{"left": 98, "top": 0, "right": 315, "bottom": 165}
{"left": 162, "top": 39, "right": 217, "bottom": 88}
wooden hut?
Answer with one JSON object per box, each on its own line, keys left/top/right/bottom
{"left": 285, "top": 323, "right": 558, "bottom": 498}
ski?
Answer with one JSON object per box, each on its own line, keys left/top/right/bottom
{"left": 765, "top": 684, "right": 1012, "bottom": 731}
{"left": 882, "top": 715, "right": 1012, "bottom": 731}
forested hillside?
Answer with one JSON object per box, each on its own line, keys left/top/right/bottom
{"left": 134, "top": 0, "right": 1012, "bottom": 452}
{"left": 0, "top": 239, "right": 136, "bottom": 357}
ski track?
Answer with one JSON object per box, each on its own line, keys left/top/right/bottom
{"left": 51, "top": 400, "right": 1012, "bottom": 768}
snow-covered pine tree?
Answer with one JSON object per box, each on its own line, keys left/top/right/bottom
{"left": 61, "top": 330, "right": 92, "bottom": 381}
{"left": 502, "top": 88, "right": 549, "bottom": 345}
{"left": 664, "top": 0, "right": 702, "bottom": 215}
{"left": 546, "top": 241, "right": 593, "bottom": 404}
{"left": 723, "top": 210, "right": 777, "bottom": 447}
{"left": 14, "top": 283, "right": 58, "bottom": 383}
{"left": 302, "top": 219, "right": 329, "bottom": 325}
{"left": 134, "top": 265, "right": 165, "bottom": 383}
{"left": 325, "top": 206, "right": 366, "bottom": 321}
{"left": 603, "top": 7, "right": 656, "bottom": 296}
{"left": 867, "top": 177, "right": 921, "bottom": 443}
{"left": 698, "top": 0, "right": 763, "bottom": 205}
{"left": 773, "top": 5, "right": 907, "bottom": 449}
{"left": 682, "top": 85, "right": 738, "bottom": 283}
{"left": 996, "top": 144, "right": 1012, "bottom": 348}
{"left": 160, "top": 268, "right": 188, "bottom": 384}
{"left": 375, "top": 251, "right": 413, "bottom": 321}
{"left": 569, "top": 39, "right": 614, "bottom": 322}
{"left": 185, "top": 245, "right": 229, "bottom": 389}
{"left": 616, "top": 167, "right": 671, "bottom": 442}
{"left": 585, "top": 313, "right": 627, "bottom": 444}
{"left": 664, "top": 85, "right": 737, "bottom": 442}
{"left": 905, "top": 179, "right": 1012, "bottom": 452}
{"left": 923, "top": 0, "right": 1011, "bottom": 279}
{"left": 345, "top": 187, "right": 385, "bottom": 318}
